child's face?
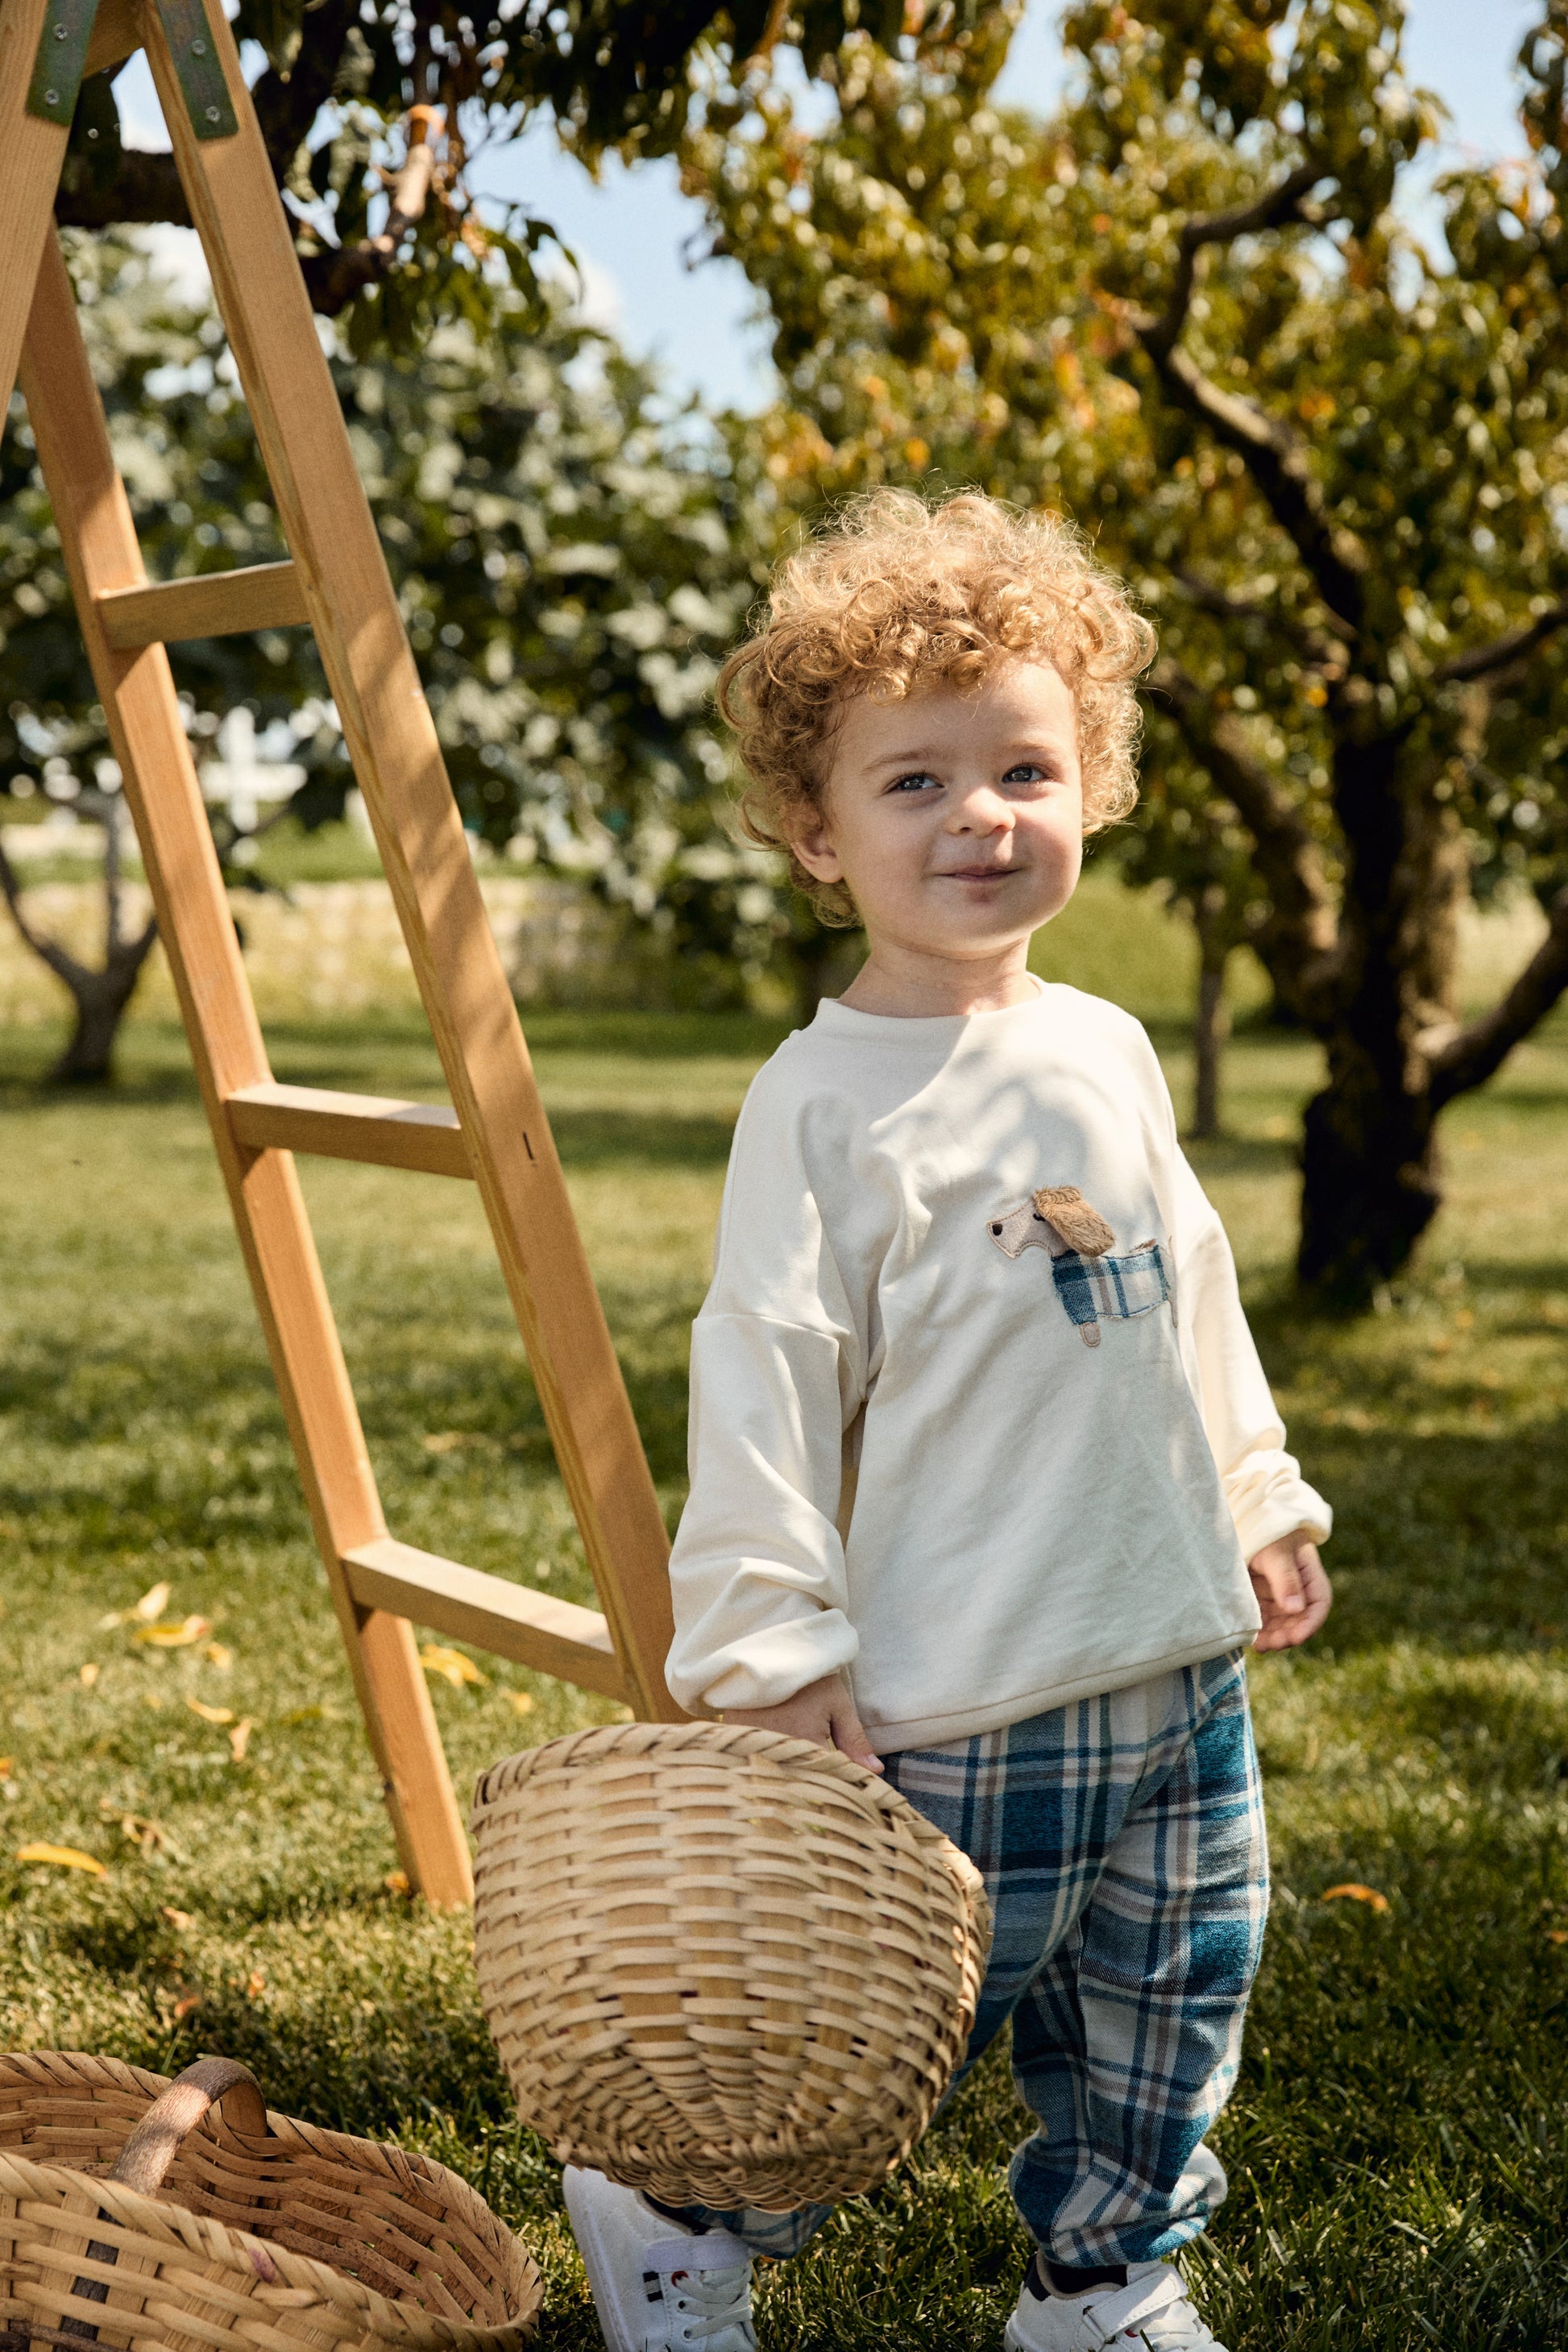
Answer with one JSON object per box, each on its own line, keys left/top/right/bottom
{"left": 794, "top": 660, "right": 1085, "bottom": 970}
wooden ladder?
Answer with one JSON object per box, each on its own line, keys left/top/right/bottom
{"left": 0, "top": 0, "right": 685, "bottom": 1907}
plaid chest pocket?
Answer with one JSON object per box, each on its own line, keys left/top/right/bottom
{"left": 1052, "top": 1242, "right": 1172, "bottom": 1349}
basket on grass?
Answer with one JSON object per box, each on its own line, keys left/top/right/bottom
{"left": 471, "top": 1721, "right": 992, "bottom": 2214}
{"left": 0, "top": 2051, "right": 541, "bottom": 2352}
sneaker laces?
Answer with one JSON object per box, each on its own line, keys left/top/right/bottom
{"left": 662, "top": 2255, "right": 755, "bottom": 2349}
{"left": 1079, "top": 2266, "right": 1215, "bottom": 2350}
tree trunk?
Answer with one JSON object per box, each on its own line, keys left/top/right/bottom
{"left": 0, "top": 794, "right": 158, "bottom": 1084}
{"left": 1297, "top": 1046, "right": 1440, "bottom": 1296}
{"left": 1189, "top": 888, "right": 1230, "bottom": 1141}
{"left": 48, "top": 946, "right": 155, "bottom": 1081}
{"left": 1296, "top": 747, "right": 1466, "bottom": 1299}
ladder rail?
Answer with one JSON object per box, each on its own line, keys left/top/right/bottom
{"left": 0, "top": 0, "right": 75, "bottom": 410}
{"left": 140, "top": 0, "right": 684, "bottom": 1727}
{"left": 19, "top": 227, "right": 475, "bottom": 1909}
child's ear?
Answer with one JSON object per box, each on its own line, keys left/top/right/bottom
{"left": 791, "top": 822, "right": 844, "bottom": 885}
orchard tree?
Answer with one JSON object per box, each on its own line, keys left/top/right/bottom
{"left": 682, "top": 1, "right": 1568, "bottom": 1299}
{"left": 0, "top": 235, "right": 784, "bottom": 1073}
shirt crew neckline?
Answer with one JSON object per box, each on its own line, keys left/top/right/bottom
{"left": 811, "top": 973, "right": 1049, "bottom": 1045}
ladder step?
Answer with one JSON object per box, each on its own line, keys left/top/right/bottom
{"left": 342, "top": 1539, "right": 627, "bottom": 1703}
{"left": 226, "top": 1083, "right": 471, "bottom": 1180}
{"left": 96, "top": 561, "right": 308, "bottom": 649}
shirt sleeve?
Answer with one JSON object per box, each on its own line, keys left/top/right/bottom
{"left": 1168, "top": 1147, "right": 1333, "bottom": 1559}
{"left": 664, "top": 1076, "right": 868, "bottom": 1715}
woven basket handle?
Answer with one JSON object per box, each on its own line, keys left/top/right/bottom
{"left": 109, "top": 2057, "right": 270, "bottom": 2196}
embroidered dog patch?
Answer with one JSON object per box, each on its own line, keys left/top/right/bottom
{"left": 988, "top": 1185, "right": 1176, "bottom": 1347}
{"left": 989, "top": 1184, "right": 1115, "bottom": 1261}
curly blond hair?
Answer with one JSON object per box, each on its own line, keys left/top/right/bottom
{"left": 718, "top": 489, "right": 1155, "bottom": 923}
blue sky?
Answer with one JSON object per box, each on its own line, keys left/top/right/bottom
{"left": 118, "top": 2, "right": 1539, "bottom": 413}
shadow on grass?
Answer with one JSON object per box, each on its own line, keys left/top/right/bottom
{"left": 547, "top": 1107, "right": 736, "bottom": 1170}
{"left": 1184, "top": 1134, "right": 1304, "bottom": 1177}
{"left": 120, "top": 1981, "right": 508, "bottom": 2138}
{"left": 1253, "top": 1401, "right": 1568, "bottom": 1654}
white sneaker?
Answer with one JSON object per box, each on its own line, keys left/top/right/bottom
{"left": 562, "top": 2166, "right": 757, "bottom": 2352}
{"left": 1004, "top": 2256, "right": 1229, "bottom": 2350}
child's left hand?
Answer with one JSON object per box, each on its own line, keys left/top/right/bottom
{"left": 1247, "top": 1529, "right": 1333, "bottom": 1650}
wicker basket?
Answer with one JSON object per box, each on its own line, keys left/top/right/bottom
{"left": 471, "top": 1722, "right": 992, "bottom": 2213}
{"left": 0, "top": 2052, "right": 542, "bottom": 2352}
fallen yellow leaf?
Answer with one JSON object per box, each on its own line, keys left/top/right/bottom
{"left": 186, "top": 1697, "right": 234, "bottom": 1725}
{"left": 0, "top": 1761, "right": 10, "bottom": 1781}
{"left": 17, "top": 1843, "right": 106, "bottom": 1877}
{"left": 228, "top": 1719, "right": 254, "bottom": 1763}
{"left": 162, "top": 1906, "right": 193, "bottom": 1931}
{"left": 243, "top": 1968, "right": 265, "bottom": 2000}
{"left": 420, "top": 1644, "right": 487, "bottom": 1688}
{"left": 100, "top": 1581, "right": 172, "bottom": 1632}
{"left": 505, "top": 1690, "right": 534, "bottom": 1716}
{"left": 1322, "top": 1882, "right": 1390, "bottom": 1913}
{"left": 78, "top": 1663, "right": 99, "bottom": 1688}
{"left": 384, "top": 1869, "right": 412, "bottom": 1896}
{"left": 1548, "top": 1928, "right": 1568, "bottom": 1947}
{"left": 134, "top": 1616, "right": 212, "bottom": 1649}
{"left": 172, "top": 1992, "right": 202, "bottom": 2020}
{"left": 204, "top": 1642, "right": 232, "bottom": 1672}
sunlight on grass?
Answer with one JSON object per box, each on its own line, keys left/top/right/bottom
{"left": 2, "top": 953, "right": 1566, "bottom": 2346}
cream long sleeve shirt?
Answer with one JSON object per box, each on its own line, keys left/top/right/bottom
{"left": 665, "top": 984, "right": 1330, "bottom": 1753}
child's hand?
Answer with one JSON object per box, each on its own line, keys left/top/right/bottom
{"left": 1248, "top": 1529, "right": 1333, "bottom": 1650}
{"left": 722, "top": 1671, "right": 885, "bottom": 1774}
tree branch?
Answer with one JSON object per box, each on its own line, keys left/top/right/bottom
{"left": 1427, "top": 881, "right": 1568, "bottom": 1108}
{"left": 1140, "top": 164, "right": 1325, "bottom": 366}
{"left": 0, "top": 830, "right": 158, "bottom": 1037}
{"left": 0, "top": 835, "right": 98, "bottom": 996}
{"left": 301, "top": 106, "right": 443, "bottom": 318}
{"left": 1170, "top": 566, "right": 1350, "bottom": 672}
{"left": 1141, "top": 344, "right": 1369, "bottom": 635}
{"left": 1149, "top": 658, "right": 1342, "bottom": 1019}
{"left": 1436, "top": 599, "right": 1568, "bottom": 684}
{"left": 54, "top": 148, "right": 189, "bottom": 230}
{"left": 1127, "top": 165, "right": 1368, "bottom": 637}
{"left": 250, "top": 0, "right": 357, "bottom": 187}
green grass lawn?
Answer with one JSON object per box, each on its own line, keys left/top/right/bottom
{"left": 2, "top": 933, "right": 1566, "bottom": 2347}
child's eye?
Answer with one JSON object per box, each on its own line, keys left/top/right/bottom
{"left": 887, "top": 770, "right": 940, "bottom": 794}
{"left": 1003, "top": 763, "right": 1051, "bottom": 786}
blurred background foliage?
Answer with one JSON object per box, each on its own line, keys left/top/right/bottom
{"left": 0, "top": 238, "right": 803, "bottom": 1013}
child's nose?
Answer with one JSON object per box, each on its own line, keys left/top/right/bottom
{"left": 948, "top": 782, "right": 1013, "bottom": 831}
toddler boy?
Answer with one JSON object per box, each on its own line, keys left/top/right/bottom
{"left": 564, "top": 491, "right": 1331, "bottom": 2352}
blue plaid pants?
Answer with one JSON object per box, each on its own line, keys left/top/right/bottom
{"left": 669, "top": 1650, "right": 1267, "bottom": 2267}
